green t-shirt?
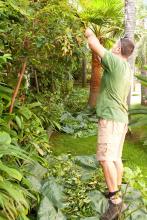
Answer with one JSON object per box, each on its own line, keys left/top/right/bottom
{"left": 96, "top": 50, "right": 131, "bottom": 123}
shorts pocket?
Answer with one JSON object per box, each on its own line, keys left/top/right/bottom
{"left": 97, "top": 144, "right": 108, "bottom": 157}
{"left": 98, "top": 134, "right": 113, "bottom": 144}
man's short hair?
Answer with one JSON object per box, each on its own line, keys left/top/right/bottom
{"left": 120, "top": 38, "right": 135, "bottom": 58}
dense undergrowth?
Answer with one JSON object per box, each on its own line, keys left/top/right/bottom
{"left": 27, "top": 155, "right": 147, "bottom": 220}
{"left": 1, "top": 80, "right": 147, "bottom": 219}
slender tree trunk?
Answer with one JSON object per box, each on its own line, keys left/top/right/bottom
{"left": 125, "top": 0, "right": 136, "bottom": 105}
{"left": 141, "top": 69, "right": 147, "bottom": 105}
{"left": 88, "top": 52, "right": 102, "bottom": 108}
{"left": 82, "top": 57, "right": 87, "bottom": 87}
{"left": 9, "top": 58, "right": 27, "bottom": 113}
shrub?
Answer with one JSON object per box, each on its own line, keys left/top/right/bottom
{"left": 64, "top": 88, "right": 89, "bottom": 113}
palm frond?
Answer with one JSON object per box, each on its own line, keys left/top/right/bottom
{"left": 136, "top": 74, "right": 147, "bottom": 87}
{"left": 79, "top": 0, "right": 123, "bottom": 26}
{"left": 77, "top": 0, "right": 124, "bottom": 45}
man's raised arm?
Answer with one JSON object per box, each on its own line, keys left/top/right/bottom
{"left": 85, "top": 28, "right": 105, "bottom": 58}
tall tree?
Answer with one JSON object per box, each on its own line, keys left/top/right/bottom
{"left": 124, "top": 0, "right": 136, "bottom": 104}
{"left": 79, "top": 0, "right": 123, "bottom": 108}
{"left": 135, "top": 0, "right": 147, "bottom": 105}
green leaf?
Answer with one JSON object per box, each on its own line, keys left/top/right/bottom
{"left": 52, "top": 121, "right": 61, "bottom": 130}
{"left": 15, "top": 115, "right": 22, "bottom": 129}
{"left": 0, "top": 161, "right": 23, "bottom": 181}
{"left": 135, "top": 74, "right": 147, "bottom": 87}
{"left": 0, "top": 85, "right": 13, "bottom": 95}
{"left": 27, "top": 176, "right": 42, "bottom": 192}
{"left": 0, "top": 132, "right": 11, "bottom": 145}
{"left": 0, "top": 144, "right": 31, "bottom": 161}
{"left": 0, "top": 180, "right": 29, "bottom": 209}
{"left": 27, "top": 162, "right": 47, "bottom": 192}
{"left": 75, "top": 155, "right": 98, "bottom": 170}
{"left": 88, "top": 190, "right": 108, "bottom": 214}
{"left": 27, "top": 102, "right": 41, "bottom": 109}
{"left": 18, "top": 107, "right": 32, "bottom": 120}
{"left": 17, "top": 213, "right": 30, "bottom": 220}
{"left": 41, "top": 177, "right": 65, "bottom": 209}
{"left": 37, "top": 196, "right": 66, "bottom": 220}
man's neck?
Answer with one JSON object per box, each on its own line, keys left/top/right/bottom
{"left": 114, "top": 53, "right": 127, "bottom": 61}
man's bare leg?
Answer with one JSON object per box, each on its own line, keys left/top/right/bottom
{"left": 114, "top": 160, "right": 123, "bottom": 187}
{"left": 100, "top": 161, "right": 122, "bottom": 204}
{"left": 100, "top": 161, "right": 118, "bottom": 192}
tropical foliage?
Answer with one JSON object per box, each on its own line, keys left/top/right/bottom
{"left": 0, "top": 0, "right": 147, "bottom": 219}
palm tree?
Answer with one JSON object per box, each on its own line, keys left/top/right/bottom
{"left": 78, "top": 0, "right": 124, "bottom": 108}
{"left": 124, "top": 0, "right": 136, "bottom": 105}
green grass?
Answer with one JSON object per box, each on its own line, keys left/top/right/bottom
{"left": 50, "top": 134, "right": 147, "bottom": 180}
{"left": 50, "top": 134, "right": 97, "bottom": 156}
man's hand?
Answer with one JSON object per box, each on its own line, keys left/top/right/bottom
{"left": 85, "top": 27, "right": 105, "bottom": 58}
{"left": 85, "top": 28, "right": 95, "bottom": 38}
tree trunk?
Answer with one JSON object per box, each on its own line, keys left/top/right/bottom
{"left": 125, "top": 0, "right": 136, "bottom": 105}
{"left": 9, "top": 58, "right": 27, "bottom": 113}
{"left": 88, "top": 52, "right": 102, "bottom": 108}
{"left": 82, "top": 57, "right": 87, "bottom": 88}
{"left": 141, "top": 69, "right": 147, "bottom": 105}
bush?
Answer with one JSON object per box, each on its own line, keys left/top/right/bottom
{"left": 64, "top": 88, "right": 89, "bottom": 113}
{"left": 27, "top": 92, "right": 65, "bottom": 130}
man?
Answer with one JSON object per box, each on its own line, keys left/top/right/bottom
{"left": 85, "top": 28, "right": 135, "bottom": 220}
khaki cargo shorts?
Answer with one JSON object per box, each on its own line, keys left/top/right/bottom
{"left": 96, "top": 118, "right": 128, "bottom": 162}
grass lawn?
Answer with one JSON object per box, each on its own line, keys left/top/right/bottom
{"left": 50, "top": 133, "right": 147, "bottom": 181}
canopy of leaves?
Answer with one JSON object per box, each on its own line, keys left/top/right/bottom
{"left": 78, "top": 0, "right": 124, "bottom": 42}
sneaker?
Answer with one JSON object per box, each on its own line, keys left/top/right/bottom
{"left": 100, "top": 200, "right": 123, "bottom": 220}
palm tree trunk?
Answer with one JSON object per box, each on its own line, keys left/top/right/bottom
{"left": 125, "top": 0, "right": 136, "bottom": 105}
{"left": 88, "top": 51, "right": 102, "bottom": 108}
